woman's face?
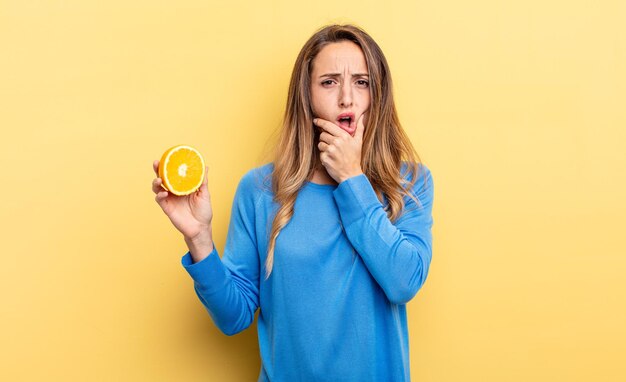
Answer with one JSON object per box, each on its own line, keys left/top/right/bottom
{"left": 310, "top": 40, "right": 370, "bottom": 136}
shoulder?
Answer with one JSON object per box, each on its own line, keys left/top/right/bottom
{"left": 401, "top": 162, "right": 433, "bottom": 188}
{"left": 400, "top": 161, "right": 434, "bottom": 207}
{"left": 237, "top": 163, "right": 274, "bottom": 198}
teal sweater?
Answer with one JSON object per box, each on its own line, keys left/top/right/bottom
{"left": 181, "top": 163, "right": 434, "bottom": 381}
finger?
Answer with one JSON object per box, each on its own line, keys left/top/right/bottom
{"left": 313, "top": 118, "right": 346, "bottom": 137}
{"left": 319, "top": 131, "right": 334, "bottom": 145}
{"left": 318, "top": 141, "right": 329, "bottom": 152}
{"left": 155, "top": 190, "right": 169, "bottom": 203}
{"left": 152, "top": 178, "right": 165, "bottom": 194}
{"left": 355, "top": 112, "right": 366, "bottom": 141}
{"left": 153, "top": 160, "right": 159, "bottom": 176}
{"left": 320, "top": 152, "right": 329, "bottom": 167}
{"left": 199, "top": 166, "right": 209, "bottom": 193}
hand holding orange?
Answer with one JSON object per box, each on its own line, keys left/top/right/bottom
{"left": 158, "top": 145, "right": 205, "bottom": 195}
{"left": 152, "top": 145, "right": 214, "bottom": 261}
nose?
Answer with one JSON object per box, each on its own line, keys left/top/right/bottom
{"left": 338, "top": 81, "right": 353, "bottom": 108}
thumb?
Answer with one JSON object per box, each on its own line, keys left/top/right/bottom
{"left": 200, "top": 166, "right": 209, "bottom": 192}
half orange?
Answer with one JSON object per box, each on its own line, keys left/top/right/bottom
{"left": 158, "top": 145, "right": 205, "bottom": 196}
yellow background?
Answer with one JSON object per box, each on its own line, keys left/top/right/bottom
{"left": 1, "top": 0, "right": 625, "bottom": 380}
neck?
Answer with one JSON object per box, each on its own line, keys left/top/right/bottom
{"left": 309, "top": 166, "right": 337, "bottom": 186}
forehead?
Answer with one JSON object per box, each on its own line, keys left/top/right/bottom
{"left": 311, "top": 41, "right": 368, "bottom": 73}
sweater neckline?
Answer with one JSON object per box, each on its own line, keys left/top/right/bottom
{"left": 304, "top": 181, "right": 337, "bottom": 191}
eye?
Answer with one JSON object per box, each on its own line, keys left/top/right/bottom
{"left": 321, "top": 79, "right": 336, "bottom": 86}
{"left": 356, "top": 79, "right": 369, "bottom": 88}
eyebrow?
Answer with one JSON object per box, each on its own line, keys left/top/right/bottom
{"left": 319, "top": 73, "right": 369, "bottom": 78}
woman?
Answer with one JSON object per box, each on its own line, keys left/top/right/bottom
{"left": 152, "top": 24, "right": 434, "bottom": 381}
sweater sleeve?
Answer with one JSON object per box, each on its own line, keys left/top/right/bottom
{"left": 180, "top": 171, "right": 261, "bottom": 336}
{"left": 333, "top": 164, "right": 434, "bottom": 305}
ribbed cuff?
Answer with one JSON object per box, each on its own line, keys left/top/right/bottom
{"left": 333, "top": 174, "right": 381, "bottom": 227}
{"left": 181, "top": 247, "right": 229, "bottom": 293}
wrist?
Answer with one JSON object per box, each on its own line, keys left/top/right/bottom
{"left": 338, "top": 170, "right": 364, "bottom": 184}
{"left": 184, "top": 229, "right": 214, "bottom": 263}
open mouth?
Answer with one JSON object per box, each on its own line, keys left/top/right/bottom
{"left": 338, "top": 116, "right": 352, "bottom": 127}
{"left": 337, "top": 113, "right": 355, "bottom": 132}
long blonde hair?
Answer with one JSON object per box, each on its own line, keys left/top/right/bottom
{"left": 266, "top": 24, "right": 424, "bottom": 278}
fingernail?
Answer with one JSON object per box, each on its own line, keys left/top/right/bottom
{"left": 313, "top": 118, "right": 318, "bottom": 124}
